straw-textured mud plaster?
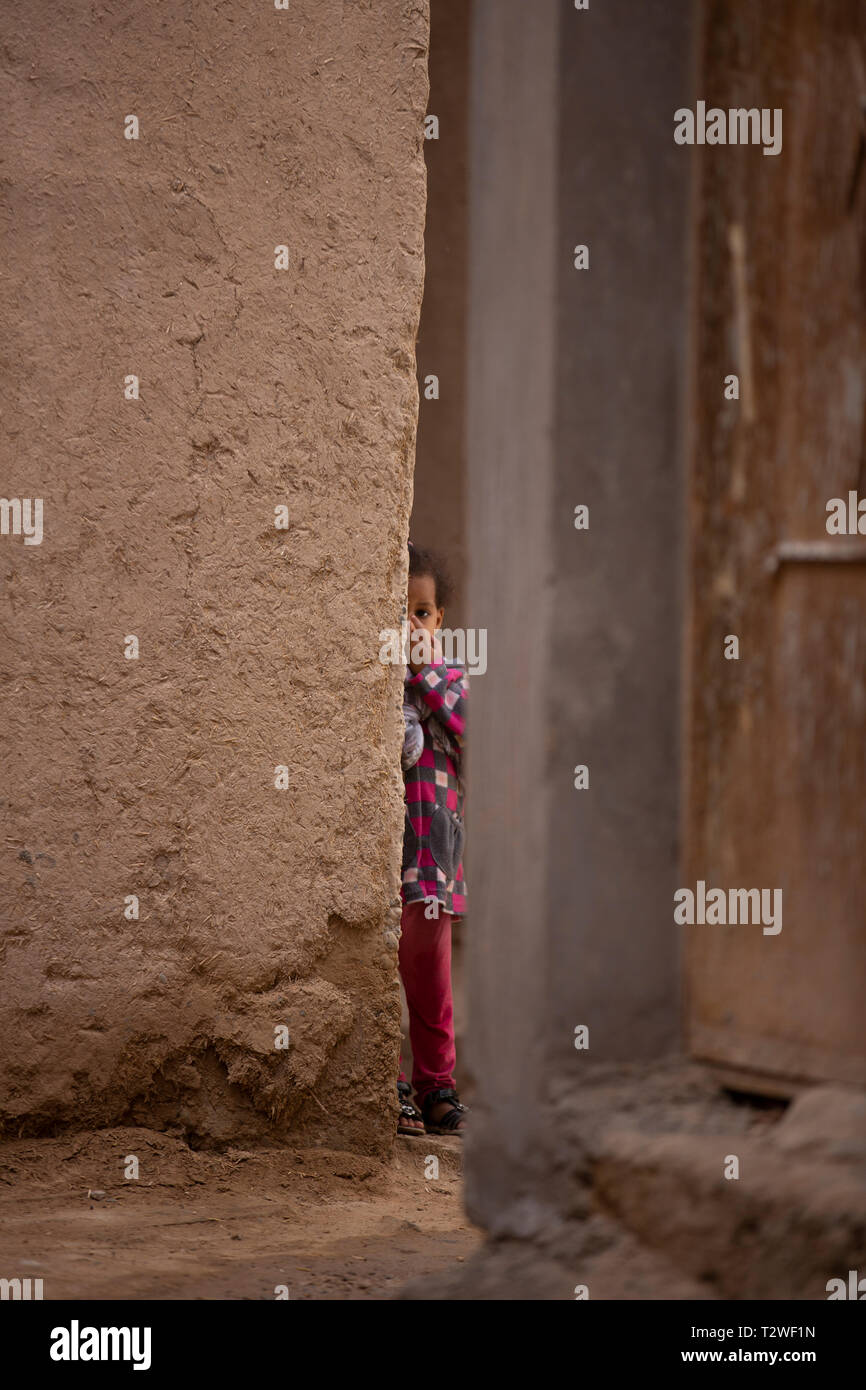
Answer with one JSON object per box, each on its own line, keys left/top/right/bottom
{"left": 0, "top": 0, "right": 428, "bottom": 1152}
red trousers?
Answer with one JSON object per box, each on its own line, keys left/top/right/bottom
{"left": 397, "top": 899, "right": 456, "bottom": 1103}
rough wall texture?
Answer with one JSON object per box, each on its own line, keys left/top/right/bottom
{"left": 0, "top": 0, "right": 428, "bottom": 1152}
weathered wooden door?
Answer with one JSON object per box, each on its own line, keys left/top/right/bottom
{"left": 684, "top": 0, "right": 866, "bottom": 1091}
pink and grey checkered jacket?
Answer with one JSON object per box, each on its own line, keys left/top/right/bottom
{"left": 400, "top": 660, "right": 467, "bottom": 918}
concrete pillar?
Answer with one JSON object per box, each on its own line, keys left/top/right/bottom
{"left": 464, "top": 0, "right": 693, "bottom": 1232}
{"left": 0, "top": 0, "right": 429, "bottom": 1152}
{"left": 464, "top": 0, "right": 560, "bottom": 1233}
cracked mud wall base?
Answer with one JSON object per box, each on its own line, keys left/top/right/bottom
{"left": 0, "top": 0, "right": 429, "bottom": 1152}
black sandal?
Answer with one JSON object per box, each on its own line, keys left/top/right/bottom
{"left": 421, "top": 1087, "right": 468, "bottom": 1136}
{"left": 397, "top": 1081, "right": 425, "bottom": 1137}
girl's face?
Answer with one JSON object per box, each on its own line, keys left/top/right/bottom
{"left": 407, "top": 573, "right": 444, "bottom": 635}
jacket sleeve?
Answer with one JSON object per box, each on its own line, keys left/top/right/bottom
{"left": 406, "top": 663, "right": 467, "bottom": 749}
{"left": 401, "top": 703, "right": 425, "bottom": 771}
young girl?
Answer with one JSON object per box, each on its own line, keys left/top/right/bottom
{"left": 396, "top": 542, "right": 468, "bottom": 1138}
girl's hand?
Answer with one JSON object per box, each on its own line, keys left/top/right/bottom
{"left": 407, "top": 617, "right": 442, "bottom": 673}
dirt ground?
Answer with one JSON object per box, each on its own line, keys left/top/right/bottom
{"left": 0, "top": 1127, "right": 478, "bottom": 1301}
{"left": 5, "top": 1061, "right": 858, "bottom": 1302}
{"left": 0, "top": 1117, "right": 721, "bottom": 1302}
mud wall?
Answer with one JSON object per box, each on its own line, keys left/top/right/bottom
{"left": 0, "top": 0, "right": 429, "bottom": 1152}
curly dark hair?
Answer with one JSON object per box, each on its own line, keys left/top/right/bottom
{"left": 408, "top": 541, "right": 453, "bottom": 609}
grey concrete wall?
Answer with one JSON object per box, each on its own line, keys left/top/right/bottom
{"left": 463, "top": 0, "right": 560, "bottom": 1235}
{"left": 546, "top": 0, "right": 692, "bottom": 1063}
{"left": 0, "top": 0, "right": 429, "bottom": 1153}
{"left": 464, "top": 0, "right": 692, "bottom": 1231}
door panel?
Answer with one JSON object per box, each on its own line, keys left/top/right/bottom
{"left": 684, "top": 0, "right": 866, "bottom": 1089}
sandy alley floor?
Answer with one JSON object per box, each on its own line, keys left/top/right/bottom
{"left": 0, "top": 1127, "right": 479, "bottom": 1301}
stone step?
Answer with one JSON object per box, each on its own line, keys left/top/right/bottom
{"left": 592, "top": 1118, "right": 866, "bottom": 1299}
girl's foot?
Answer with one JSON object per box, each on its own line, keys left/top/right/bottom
{"left": 397, "top": 1081, "right": 425, "bottom": 1137}
{"left": 421, "top": 1087, "right": 467, "bottom": 1136}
